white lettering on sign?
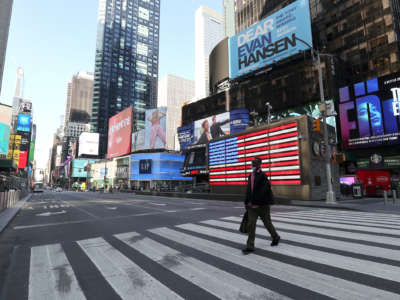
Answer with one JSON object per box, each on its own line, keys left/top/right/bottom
{"left": 110, "top": 117, "right": 131, "bottom": 135}
{"left": 391, "top": 88, "right": 400, "bottom": 116}
{"left": 237, "top": 19, "right": 274, "bottom": 47}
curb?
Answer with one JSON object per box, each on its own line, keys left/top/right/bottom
{"left": 276, "top": 203, "right": 361, "bottom": 211}
{"left": 0, "top": 193, "right": 32, "bottom": 234}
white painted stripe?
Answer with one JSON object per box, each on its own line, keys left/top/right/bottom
{"left": 149, "top": 202, "right": 167, "bottom": 206}
{"left": 223, "top": 216, "right": 400, "bottom": 246}
{"left": 198, "top": 220, "right": 400, "bottom": 282}
{"left": 29, "top": 244, "right": 85, "bottom": 300}
{"left": 270, "top": 216, "right": 400, "bottom": 236}
{"left": 77, "top": 237, "right": 182, "bottom": 300}
{"left": 203, "top": 219, "right": 400, "bottom": 262}
{"left": 150, "top": 227, "right": 397, "bottom": 300}
{"left": 115, "top": 232, "right": 288, "bottom": 300}
{"left": 274, "top": 212, "right": 400, "bottom": 229}
{"left": 190, "top": 208, "right": 206, "bottom": 211}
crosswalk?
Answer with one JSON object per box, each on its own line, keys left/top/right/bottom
{"left": 9, "top": 209, "right": 400, "bottom": 299}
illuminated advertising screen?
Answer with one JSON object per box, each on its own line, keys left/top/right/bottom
{"left": 17, "top": 114, "right": 31, "bottom": 132}
{"left": 107, "top": 107, "right": 132, "bottom": 159}
{"left": 131, "top": 108, "right": 167, "bottom": 151}
{"left": 178, "top": 109, "right": 250, "bottom": 150}
{"left": 29, "top": 141, "right": 35, "bottom": 163}
{"left": 209, "top": 122, "right": 301, "bottom": 185}
{"left": 228, "top": 0, "right": 312, "bottom": 79}
{"left": 18, "top": 151, "right": 28, "bottom": 169}
{"left": 0, "top": 104, "right": 12, "bottom": 155}
{"left": 339, "top": 72, "right": 400, "bottom": 149}
{"left": 18, "top": 131, "right": 31, "bottom": 151}
{"left": 79, "top": 132, "right": 99, "bottom": 156}
{"left": 71, "top": 159, "right": 96, "bottom": 178}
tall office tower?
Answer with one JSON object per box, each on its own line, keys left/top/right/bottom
{"left": 194, "top": 6, "right": 223, "bottom": 100}
{"left": 223, "top": 0, "right": 235, "bottom": 37}
{"left": 14, "top": 67, "right": 24, "bottom": 98}
{"left": 65, "top": 72, "right": 94, "bottom": 124}
{"left": 0, "top": 0, "right": 13, "bottom": 96}
{"left": 91, "top": 0, "right": 161, "bottom": 156}
{"left": 158, "top": 74, "right": 195, "bottom": 150}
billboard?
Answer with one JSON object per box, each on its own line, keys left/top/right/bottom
{"left": 18, "top": 131, "right": 31, "bottom": 151}
{"left": 131, "top": 107, "right": 167, "bottom": 151}
{"left": 107, "top": 107, "right": 132, "bottom": 159}
{"left": 18, "top": 151, "right": 28, "bottom": 169}
{"left": 79, "top": 132, "right": 99, "bottom": 156}
{"left": 178, "top": 109, "right": 250, "bottom": 149}
{"left": 228, "top": 0, "right": 312, "bottom": 79}
{"left": 71, "top": 159, "right": 96, "bottom": 178}
{"left": 29, "top": 141, "right": 35, "bottom": 163}
{"left": 17, "top": 114, "right": 31, "bottom": 132}
{"left": 339, "top": 72, "right": 400, "bottom": 149}
{"left": 0, "top": 104, "right": 12, "bottom": 155}
{"left": 209, "top": 122, "right": 301, "bottom": 185}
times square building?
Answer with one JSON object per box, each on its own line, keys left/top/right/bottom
{"left": 180, "top": 0, "right": 400, "bottom": 197}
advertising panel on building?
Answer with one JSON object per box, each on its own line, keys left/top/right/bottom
{"left": 79, "top": 132, "right": 99, "bottom": 156}
{"left": 0, "top": 104, "right": 12, "bottom": 155}
{"left": 16, "top": 114, "right": 31, "bottom": 132}
{"left": 228, "top": 0, "right": 312, "bottom": 79}
{"left": 107, "top": 107, "right": 132, "bottom": 159}
{"left": 178, "top": 109, "right": 250, "bottom": 149}
{"left": 18, "top": 151, "right": 28, "bottom": 169}
{"left": 209, "top": 122, "right": 301, "bottom": 185}
{"left": 131, "top": 108, "right": 167, "bottom": 151}
{"left": 339, "top": 72, "right": 400, "bottom": 149}
{"left": 71, "top": 159, "right": 97, "bottom": 178}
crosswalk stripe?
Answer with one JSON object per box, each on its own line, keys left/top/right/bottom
{"left": 275, "top": 211, "right": 400, "bottom": 226}
{"left": 269, "top": 216, "right": 400, "bottom": 236}
{"left": 207, "top": 219, "right": 400, "bottom": 262}
{"left": 77, "top": 237, "right": 182, "bottom": 300}
{"left": 306, "top": 209, "right": 400, "bottom": 221}
{"left": 273, "top": 212, "right": 400, "bottom": 229}
{"left": 149, "top": 227, "right": 399, "bottom": 300}
{"left": 196, "top": 220, "right": 400, "bottom": 282}
{"left": 115, "top": 231, "right": 289, "bottom": 300}
{"left": 29, "top": 244, "right": 85, "bottom": 300}
{"left": 223, "top": 216, "right": 400, "bottom": 246}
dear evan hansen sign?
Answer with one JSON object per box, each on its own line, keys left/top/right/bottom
{"left": 228, "top": 0, "right": 312, "bottom": 79}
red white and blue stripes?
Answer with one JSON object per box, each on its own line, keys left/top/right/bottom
{"left": 208, "top": 122, "right": 301, "bottom": 185}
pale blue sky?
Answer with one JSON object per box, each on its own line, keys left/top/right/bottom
{"left": 1, "top": 0, "right": 223, "bottom": 168}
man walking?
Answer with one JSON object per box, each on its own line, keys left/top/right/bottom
{"left": 243, "top": 157, "right": 280, "bottom": 254}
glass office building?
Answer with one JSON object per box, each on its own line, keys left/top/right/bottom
{"left": 91, "top": 0, "right": 160, "bottom": 156}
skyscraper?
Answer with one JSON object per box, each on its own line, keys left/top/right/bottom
{"left": 91, "top": 0, "right": 161, "bottom": 156}
{"left": 158, "top": 74, "right": 195, "bottom": 150}
{"left": 194, "top": 6, "right": 223, "bottom": 100}
{"left": 0, "top": 0, "right": 13, "bottom": 96}
{"left": 14, "top": 67, "right": 24, "bottom": 98}
{"left": 65, "top": 72, "right": 94, "bottom": 124}
{"left": 223, "top": 0, "right": 235, "bottom": 37}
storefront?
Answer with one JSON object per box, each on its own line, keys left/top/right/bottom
{"left": 130, "top": 152, "right": 191, "bottom": 191}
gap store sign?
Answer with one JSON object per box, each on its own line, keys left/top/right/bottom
{"left": 228, "top": 0, "right": 312, "bottom": 79}
{"left": 339, "top": 72, "right": 400, "bottom": 149}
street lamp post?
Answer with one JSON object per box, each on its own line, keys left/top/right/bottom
{"left": 295, "top": 37, "right": 336, "bottom": 203}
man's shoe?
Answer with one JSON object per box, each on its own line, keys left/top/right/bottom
{"left": 271, "top": 236, "right": 280, "bottom": 246}
{"left": 242, "top": 248, "right": 255, "bottom": 254}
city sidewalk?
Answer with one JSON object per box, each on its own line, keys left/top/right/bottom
{"left": 0, "top": 194, "right": 31, "bottom": 234}
{"left": 278, "top": 196, "right": 400, "bottom": 214}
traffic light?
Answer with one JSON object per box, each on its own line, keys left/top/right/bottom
{"left": 312, "top": 118, "right": 321, "bottom": 132}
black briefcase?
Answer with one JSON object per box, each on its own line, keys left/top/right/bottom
{"left": 239, "top": 211, "right": 249, "bottom": 233}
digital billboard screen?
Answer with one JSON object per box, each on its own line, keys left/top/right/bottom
{"left": 228, "top": 0, "right": 312, "bottom": 79}
{"left": 18, "top": 151, "right": 28, "bottom": 169}
{"left": 17, "top": 114, "right": 31, "bottom": 132}
{"left": 339, "top": 72, "right": 400, "bottom": 149}
{"left": 71, "top": 159, "right": 96, "bottom": 178}
{"left": 208, "top": 122, "right": 301, "bottom": 186}
{"left": 79, "top": 132, "right": 99, "bottom": 156}
{"left": 0, "top": 123, "right": 11, "bottom": 155}
{"left": 107, "top": 107, "right": 132, "bottom": 159}
{"left": 178, "top": 109, "right": 250, "bottom": 150}
{"left": 131, "top": 108, "right": 167, "bottom": 152}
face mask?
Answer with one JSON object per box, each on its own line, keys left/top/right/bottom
{"left": 252, "top": 166, "right": 257, "bottom": 172}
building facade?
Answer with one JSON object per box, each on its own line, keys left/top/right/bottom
{"left": 65, "top": 72, "right": 94, "bottom": 124}
{"left": 158, "top": 74, "right": 195, "bottom": 150}
{"left": 223, "top": 0, "right": 235, "bottom": 37}
{"left": 0, "top": 0, "right": 13, "bottom": 96}
{"left": 91, "top": 0, "right": 161, "bottom": 156}
{"left": 194, "top": 6, "right": 223, "bottom": 100}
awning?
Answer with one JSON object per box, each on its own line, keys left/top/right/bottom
{"left": 0, "top": 159, "right": 18, "bottom": 170}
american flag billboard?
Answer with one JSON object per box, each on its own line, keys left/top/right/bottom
{"left": 209, "top": 122, "right": 301, "bottom": 185}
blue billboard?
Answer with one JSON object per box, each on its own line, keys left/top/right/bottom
{"left": 71, "top": 159, "right": 96, "bottom": 178}
{"left": 0, "top": 123, "right": 11, "bottom": 155}
{"left": 229, "top": 0, "right": 312, "bottom": 79}
{"left": 130, "top": 153, "right": 191, "bottom": 181}
{"left": 17, "top": 114, "right": 31, "bottom": 132}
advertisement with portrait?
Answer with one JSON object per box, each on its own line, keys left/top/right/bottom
{"left": 0, "top": 104, "right": 12, "bottom": 155}
{"left": 131, "top": 129, "right": 146, "bottom": 152}
{"left": 339, "top": 72, "right": 400, "bottom": 149}
{"left": 107, "top": 107, "right": 132, "bottom": 159}
{"left": 17, "top": 114, "right": 31, "bottom": 132}
{"left": 228, "top": 0, "right": 312, "bottom": 79}
{"left": 194, "top": 112, "right": 230, "bottom": 145}
{"left": 79, "top": 132, "right": 99, "bottom": 156}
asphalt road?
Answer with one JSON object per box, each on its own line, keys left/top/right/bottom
{"left": 0, "top": 191, "right": 399, "bottom": 299}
